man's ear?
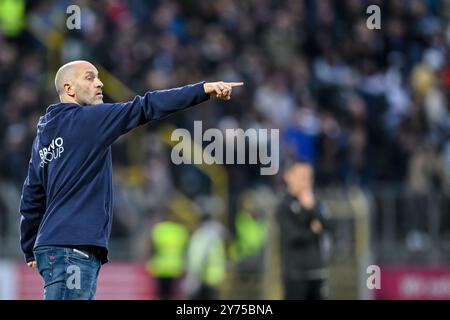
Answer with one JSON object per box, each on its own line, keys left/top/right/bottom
{"left": 64, "top": 82, "right": 75, "bottom": 97}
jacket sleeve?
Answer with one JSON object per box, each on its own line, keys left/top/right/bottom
{"left": 315, "top": 201, "right": 332, "bottom": 232}
{"left": 19, "top": 138, "right": 46, "bottom": 263}
{"left": 276, "top": 201, "right": 318, "bottom": 245}
{"left": 80, "top": 81, "right": 210, "bottom": 147}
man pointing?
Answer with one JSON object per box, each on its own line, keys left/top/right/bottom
{"left": 19, "top": 60, "right": 243, "bottom": 300}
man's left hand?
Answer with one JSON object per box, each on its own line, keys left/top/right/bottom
{"left": 204, "top": 81, "right": 243, "bottom": 100}
{"left": 310, "top": 219, "right": 323, "bottom": 234}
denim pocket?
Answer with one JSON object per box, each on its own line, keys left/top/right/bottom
{"left": 66, "top": 248, "right": 93, "bottom": 265}
{"left": 33, "top": 247, "right": 58, "bottom": 282}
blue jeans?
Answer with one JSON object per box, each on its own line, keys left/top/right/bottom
{"left": 34, "top": 246, "right": 101, "bottom": 300}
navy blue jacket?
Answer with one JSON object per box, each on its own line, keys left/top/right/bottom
{"left": 19, "top": 82, "right": 209, "bottom": 263}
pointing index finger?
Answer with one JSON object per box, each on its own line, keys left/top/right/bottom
{"left": 227, "top": 82, "right": 244, "bottom": 87}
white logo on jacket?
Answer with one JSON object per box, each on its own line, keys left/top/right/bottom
{"left": 39, "top": 137, "right": 64, "bottom": 167}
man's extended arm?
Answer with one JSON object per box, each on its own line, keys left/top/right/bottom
{"left": 80, "top": 81, "right": 243, "bottom": 147}
{"left": 19, "top": 138, "right": 46, "bottom": 265}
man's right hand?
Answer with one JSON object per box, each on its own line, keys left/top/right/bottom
{"left": 27, "top": 261, "right": 37, "bottom": 268}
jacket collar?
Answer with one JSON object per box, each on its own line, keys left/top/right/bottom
{"left": 46, "top": 102, "right": 79, "bottom": 114}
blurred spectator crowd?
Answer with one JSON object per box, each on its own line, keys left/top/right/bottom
{"left": 1, "top": 0, "right": 450, "bottom": 251}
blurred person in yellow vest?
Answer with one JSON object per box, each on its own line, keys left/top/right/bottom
{"left": 146, "top": 212, "right": 189, "bottom": 300}
{"left": 183, "top": 211, "right": 226, "bottom": 300}
{"left": 229, "top": 191, "right": 268, "bottom": 272}
{"left": 0, "top": 0, "right": 25, "bottom": 38}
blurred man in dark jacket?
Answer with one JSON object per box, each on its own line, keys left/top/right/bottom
{"left": 277, "top": 161, "right": 331, "bottom": 300}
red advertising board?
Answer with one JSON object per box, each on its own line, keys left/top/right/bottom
{"left": 376, "top": 265, "right": 450, "bottom": 300}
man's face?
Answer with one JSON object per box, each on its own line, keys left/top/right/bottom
{"left": 284, "top": 163, "right": 314, "bottom": 195}
{"left": 71, "top": 63, "right": 104, "bottom": 106}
